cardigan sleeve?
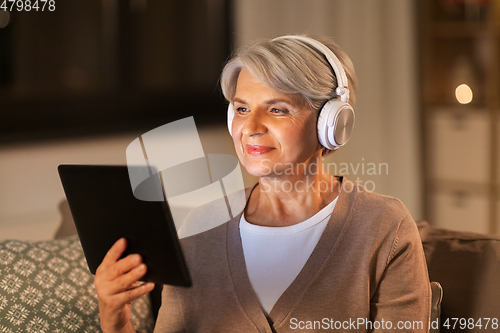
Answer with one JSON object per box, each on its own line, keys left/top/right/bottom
{"left": 369, "top": 214, "right": 431, "bottom": 333}
{"left": 153, "top": 285, "right": 186, "bottom": 333}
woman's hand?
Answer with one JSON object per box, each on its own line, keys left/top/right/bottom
{"left": 94, "top": 238, "right": 155, "bottom": 333}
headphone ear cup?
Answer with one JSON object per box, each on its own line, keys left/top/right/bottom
{"left": 317, "top": 104, "right": 331, "bottom": 149}
{"left": 227, "top": 104, "right": 235, "bottom": 137}
{"left": 317, "top": 99, "right": 355, "bottom": 150}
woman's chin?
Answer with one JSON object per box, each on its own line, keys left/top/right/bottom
{"left": 237, "top": 155, "right": 272, "bottom": 177}
{"left": 242, "top": 165, "right": 273, "bottom": 179}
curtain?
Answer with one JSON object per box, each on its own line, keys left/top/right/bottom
{"left": 233, "top": 0, "right": 422, "bottom": 219}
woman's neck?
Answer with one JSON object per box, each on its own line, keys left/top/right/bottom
{"left": 244, "top": 157, "right": 339, "bottom": 227}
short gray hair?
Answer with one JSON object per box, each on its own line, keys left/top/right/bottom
{"left": 220, "top": 34, "right": 357, "bottom": 112}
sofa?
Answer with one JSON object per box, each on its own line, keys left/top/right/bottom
{"left": 0, "top": 200, "right": 159, "bottom": 333}
{"left": 0, "top": 201, "right": 499, "bottom": 332}
{"left": 0, "top": 236, "right": 158, "bottom": 333}
{"left": 418, "top": 222, "right": 500, "bottom": 333}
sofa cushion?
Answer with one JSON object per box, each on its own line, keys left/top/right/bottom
{"left": 418, "top": 222, "right": 500, "bottom": 331}
{"left": 0, "top": 236, "right": 154, "bottom": 333}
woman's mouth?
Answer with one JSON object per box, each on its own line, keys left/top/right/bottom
{"left": 246, "top": 144, "right": 275, "bottom": 156}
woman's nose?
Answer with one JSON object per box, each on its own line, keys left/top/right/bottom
{"left": 241, "top": 111, "right": 267, "bottom": 137}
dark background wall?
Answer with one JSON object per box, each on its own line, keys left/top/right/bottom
{"left": 0, "top": 0, "right": 232, "bottom": 143}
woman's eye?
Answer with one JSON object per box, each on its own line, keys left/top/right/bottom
{"left": 236, "top": 107, "right": 249, "bottom": 113}
{"left": 271, "top": 108, "right": 288, "bottom": 114}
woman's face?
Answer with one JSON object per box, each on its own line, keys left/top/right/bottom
{"left": 231, "top": 68, "right": 322, "bottom": 179}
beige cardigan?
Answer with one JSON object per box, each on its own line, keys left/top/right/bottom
{"left": 154, "top": 178, "right": 431, "bottom": 332}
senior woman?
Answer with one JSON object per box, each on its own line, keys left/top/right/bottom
{"left": 95, "top": 35, "right": 431, "bottom": 333}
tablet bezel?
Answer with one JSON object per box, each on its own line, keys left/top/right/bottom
{"left": 58, "top": 164, "right": 191, "bottom": 287}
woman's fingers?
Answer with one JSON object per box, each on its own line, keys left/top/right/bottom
{"left": 97, "top": 238, "right": 127, "bottom": 271}
{"left": 107, "top": 253, "right": 143, "bottom": 280}
{"left": 106, "top": 263, "right": 149, "bottom": 295}
{"left": 127, "top": 282, "right": 139, "bottom": 290}
{"left": 97, "top": 238, "right": 145, "bottom": 282}
{"left": 115, "top": 282, "right": 155, "bottom": 305}
{"left": 99, "top": 281, "right": 154, "bottom": 310}
{"left": 95, "top": 238, "right": 148, "bottom": 296}
{"left": 95, "top": 239, "right": 154, "bottom": 332}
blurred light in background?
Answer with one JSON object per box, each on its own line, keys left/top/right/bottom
{"left": 452, "top": 55, "right": 477, "bottom": 105}
{"left": 0, "top": 11, "right": 10, "bottom": 29}
{"left": 455, "top": 83, "right": 473, "bottom": 104}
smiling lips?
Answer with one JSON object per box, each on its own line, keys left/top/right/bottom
{"left": 246, "top": 144, "right": 275, "bottom": 156}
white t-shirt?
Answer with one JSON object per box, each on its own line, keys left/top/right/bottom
{"left": 239, "top": 197, "right": 338, "bottom": 315}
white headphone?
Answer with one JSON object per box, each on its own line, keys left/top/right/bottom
{"left": 227, "top": 35, "right": 355, "bottom": 150}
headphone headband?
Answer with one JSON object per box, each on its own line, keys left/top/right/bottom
{"left": 272, "top": 35, "right": 350, "bottom": 103}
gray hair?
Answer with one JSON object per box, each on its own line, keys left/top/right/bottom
{"left": 220, "top": 34, "right": 357, "bottom": 112}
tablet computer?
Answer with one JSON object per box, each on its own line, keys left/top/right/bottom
{"left": 58, "top": 164, "right": 191, "bottom": 287}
